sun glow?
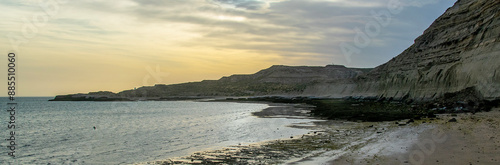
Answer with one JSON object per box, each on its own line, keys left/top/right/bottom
{"left": 216, "top": 15, "right": 247, "bottom": 22}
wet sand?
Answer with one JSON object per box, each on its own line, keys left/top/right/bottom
{"left": 329, "top": 108, "right": 500, "bottom": 165}
{"left": 405, "top": 109, "right": 500, "bottom": 165}
{"left": 139, "top": 106, "right": 500, "bottom": 165}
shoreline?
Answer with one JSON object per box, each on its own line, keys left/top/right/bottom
{"left": 138, "top": 100, "right": 500, "bottom": 165}
{"left": 140, "top": 117, "right": 425, "bottom": 164}
{"left": 136, "top": 99, "right": 401, "bottom": 164}
{"left": 207, "top": 99, "right": 317, "bottom": 119}
{"left": 45, "top": 97, "right": 499, "bottom": 164}
{"left": 137, "top": 101, "right": 328, "bottom": 164}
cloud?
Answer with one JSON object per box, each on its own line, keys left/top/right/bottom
{"left": 0, "top": 0, "right": 458, "bottom": 96}
{"left": 401, "top": 0, "right": 442, "bottom": 7}
{"left": 210, "top": 0, "right": 267, "bottom": 10}
{"left": 85, "top": 0, "right": 450, "bottom": 66}
{"left": 207, "top": 0, "right": 289, "bottom": 11}
{"left": 2, "top": 0, "right": 457, "bottom": 69}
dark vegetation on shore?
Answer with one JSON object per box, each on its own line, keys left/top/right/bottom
{"left": 228, "top": 88, "right": 500, "bottom": 122}
{"left": 51, "top": 87, "right": 499, "bottom": 122}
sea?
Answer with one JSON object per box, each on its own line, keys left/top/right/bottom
{"left": 0, "top": 97, "right": 319, "bottom": 164}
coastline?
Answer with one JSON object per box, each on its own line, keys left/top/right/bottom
{"left": 136, "top": 101, "right": 327, "bottom": 164}
{"left": 137, "top": 100, "right": 500, "bottom": 165}
{"left": 139, "top": 115, "right": 420, "bottom": 164}
{"left": 44, "top": 96, "right": 500, "bottom": 164}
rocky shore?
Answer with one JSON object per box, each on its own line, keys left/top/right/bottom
{"left": 51, "top": 90, "right": 500, "bottom": 165}
{"left": 138, "top": 106, "right": 500, "bottom": 165}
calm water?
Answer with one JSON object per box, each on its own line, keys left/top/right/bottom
{"left": 0, "top": 97, "right": 318, "bottom": 164}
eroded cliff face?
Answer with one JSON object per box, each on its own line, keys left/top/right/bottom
{"left": 310, "top": 0, "right": 500, "bottom": 99}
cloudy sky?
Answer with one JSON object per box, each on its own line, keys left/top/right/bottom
{"left": 0, "top": 0, "right": 455, "bottom": 96}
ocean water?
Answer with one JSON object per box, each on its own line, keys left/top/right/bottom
{"left": 0, "top": 97, "right": 318, "bottom": 164}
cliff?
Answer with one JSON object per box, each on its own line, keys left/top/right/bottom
{"left": 361, "top": 0, "right": 500, "bottom": 99}
{"left": 303, "top": 0, "right": 499, "bottom": 99}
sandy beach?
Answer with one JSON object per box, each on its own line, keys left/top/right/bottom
{"left": 328, "top": 108, "right": 500, "bottom": 165}
{"left": 140, "top": 106, "right": 500, "bottom": 165}
{"left": 404, "top": 109, "right": 500, "bottom": 165}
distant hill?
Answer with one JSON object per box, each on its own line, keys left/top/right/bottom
{"left": 51, "top": 65, "right": 371, "bottom": 100}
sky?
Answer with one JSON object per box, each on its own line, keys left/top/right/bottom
{"left": 0, "top": 0, "right": 456, "bottom": 96}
